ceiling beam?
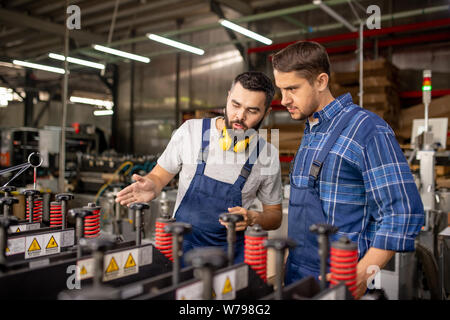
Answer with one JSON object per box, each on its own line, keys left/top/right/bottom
{"left": 0, "top": 8, "right": 106, "bottom": 44}
{"left": 215, "top": 0, "right": 253, "bottom": 15}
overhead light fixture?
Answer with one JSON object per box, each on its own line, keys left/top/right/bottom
{"left": 93, "top": 110, "right": 114, "bottom": 116}
{"left": 49, "top": 53, "right": 105, "bottom": 70}
{"left": 147, "top": 34, "right": 205, "bottom": 55}
{"left": 219, "top": 19, "right": 272, "bottom": 45}
{"left": 12, "top": 60, "right": 65, "bottom": 74}
{"left": 70, "top": 96, "right": 114, "bottom": 109}
{"left": 92, "top": 44, "right": 150, "bottom": 63}
{"left": 313, "top": 0, "right": 357, "bottom": 32}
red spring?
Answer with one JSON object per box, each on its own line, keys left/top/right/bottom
{"left": 329, "top": 246, "right": 358, "bottom": 296}
{"left": 26, "top": 198, "right": 43, "bottom": 223}
{"left": 49, "top": 202, "right": 63, "bottom": 227}
{"left": 155, "top": 221, "right": 173, "bottom": 261}
{"left": 84, "top": 209, "right": 101, "bottom": 238}
{"left": 244, "top": 235, "right": 268, "bottom": 282}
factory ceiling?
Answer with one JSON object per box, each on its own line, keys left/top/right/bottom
{"left": 0, "top": 0, "right": 449, "bottom": 97}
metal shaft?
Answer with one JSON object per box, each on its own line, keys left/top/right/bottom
{"left": 227, "top": 223, "right": 236, "bottom": 266}
{"left": 318, "top": 234, "right": 329, "bottom": 291}
{"left": 27, "top": 196, "right": 34, "bottom": 223}
{"left": 61, "top": 200, "right": 67, "bottom": 229}
{"left": 76, "top": 216, "right": 84, "bottom": 259}
{"left": 0, "top": 227, "right": 7, "bottom": 266}
{"left": 172, "top": 234, "right": 181, "bottom": 286}
{"left": 201, "top": 267, "right": 213, "bottom": 300}
{"left": 114, "top": 201, "right": 122, "bottom": 236}
{"left": 274, "top": 249, "right": 284, "bottom": 300}
{"left": 135, "top": 209, "right": 142, "bottom": 246}
{"left": 93, "top": 251, "right": 104, "bottom": 288}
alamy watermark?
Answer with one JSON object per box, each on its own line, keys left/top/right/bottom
{"left": 66, "top": 5, "right": 81, "bottom": 30}
{"left": 366, "top": 5, "right": 381, "bottom": 30}
{"left": 66, "top": 265, "right": 81, "bottom": 290}
{"left": 366, "top": 265, "right": 381, "bottom": 290}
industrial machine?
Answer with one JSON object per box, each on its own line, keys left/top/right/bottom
{"left": 379, "top": 70, "right": 449, "bottom": 300}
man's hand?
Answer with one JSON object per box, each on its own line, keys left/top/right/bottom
{"left": 321, "top": 267, "right": 369, "bottom": 299}
{"left": 115, "top": 174, "right": 158, "bottom": 206}
{"left": 321, "top": 247, "right": 394, "bottom": 299}
{"left": 219, "top": 207, "right": 256, "bottom": 231}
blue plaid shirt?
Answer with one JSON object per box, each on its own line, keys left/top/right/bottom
{"left": 291, "top": 93, "right": 424, "bottom": 258}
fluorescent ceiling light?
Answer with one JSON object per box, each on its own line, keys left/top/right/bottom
{"left": 70, "top": 96, "right": 114, "bottom": 109}
{"left": 94, "top": 110, "right": 114, "bottom": 116}
{"left": 49, "top": 53, "right": 105, "bottom": 70}
{"left": 219, "top": 19, "right": 272, "bottom": 45}
{"left": 147, "top": 34, "right": 205, "bottom": 55}
{"left": 92, "top": 44, "right": 150, "bottom": 63}
{"left": 12, "top": 60, "right": 65, "bottom": 74}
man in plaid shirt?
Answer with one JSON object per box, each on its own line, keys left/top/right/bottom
{"left": 272, "top": 41, "right": 424, "bottom": 299}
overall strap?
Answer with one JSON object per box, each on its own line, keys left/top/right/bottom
{"left": 195, "top": 118, "right": 212, "bottom": 175}
{"left": 308, "top": 107, "right": 360, "bottom": 188}
{"left": 233, "top": 138, "right": 266, "bottom": 190}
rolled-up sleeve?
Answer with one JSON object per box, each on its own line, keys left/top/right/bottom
{"left": 362, "top": 130, "right": 425, "bottom": 252}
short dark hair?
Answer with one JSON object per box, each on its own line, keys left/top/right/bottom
{"left": 231, "top": 71, "right": 275, "bottom": 110}
{"left": 272, "top": 41, "right": 331, "bottom": 85}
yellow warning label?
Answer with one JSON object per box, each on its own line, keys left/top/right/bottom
{"left": 124, "top": 253, "right": 136, "bottom": 269}
{"left": 6, "top": 247, "right": 10, "bottom": 253}
{"left": 106, "top": 257, "right": 119, "bottom": 273}
{"left": 46, "top": 235, "right": 58, "bottom": 249}
{"left": 16, "top": 227, "right": 21, "bottom": 233}
{"left": 212, "top": 289, "right": 216, "bottom": 299}
{"left": 80, "top": 266, "right": 87, "bottom": 275}
{"left": 28, "top": 238, "right": 41, "bottom": 252}
{"left": 222, "top": 276, "right": 233, "bottom": 295}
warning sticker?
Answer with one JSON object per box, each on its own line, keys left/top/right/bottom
{"left": 8, "top": 223, "right": 40, "bottom": 233}
{"left": 76, "top": 258, "right": 94, "bottom": 281}
{"left": 77, "top": 248, "right": 141, "bottom": 282}
{"left": 213, "top": 270, "right": 236, "bottom": 300}
{"left": 103, "top": 248, "right": 140, "bottom": 281}
{"left": 222, "top": 276, "right": 233, "bottom": 295}
{"left": 25, "top": 233, "right": 61, "bottom": 259}
{"left": 106, "top": 256, "right": 119, "bottom": 273}
{"left": 123, "top": 250, "right": 139, "bottom": 275}
{"left": 46, "top": 235, "right": 58, "bottom": 250}
{"left": 176, "top": 281, "right": 203, "bottom": 300}
{"left": 6, "top": 237, "right": 25, "bottom": 256}
{"left": 175, "top": 270, "right": 237, "bottom": 300}
{"left": 27, "top": 237, "right": 42, "bottom": 257}
{"left": 5, "top": 247, "right": 10, "bottom": 253}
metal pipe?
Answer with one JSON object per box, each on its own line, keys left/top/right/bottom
{"left": 314, "top": 0, "right": 357, "bottom": 32}
{"left": 135, "top": 209, "right": 142, "bottom": 246}
{"left": 201, "top": 267, "right": 213, "bottom": 300}
{"left": 359, "top": 21, "right": 363, "bottom": 108}
{"left": 59, "top": 0, "right": 69, "bottom": 193}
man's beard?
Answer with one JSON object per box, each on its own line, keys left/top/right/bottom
{"left": 223, "top": 110, "right": 265, "bottom": 139}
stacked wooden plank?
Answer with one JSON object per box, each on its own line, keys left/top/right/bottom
{"left": 330, "top": 58, "right": 401, "bottom": 129}
{"left": 360, "top": 58, "right": 401, "bottom": 129}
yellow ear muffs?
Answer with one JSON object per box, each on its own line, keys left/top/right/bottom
{"left": 219, "top": 127, "right": 233, "bottom": 151}
{"left": 233, "top": 136, "right": 250, "bottom": 153}
{"left": 219, "top": 127, "right": 252, "bottom": 153}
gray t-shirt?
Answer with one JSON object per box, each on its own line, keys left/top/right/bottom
{"left": 157, "top": 117, "right": 282, "bottom": 214}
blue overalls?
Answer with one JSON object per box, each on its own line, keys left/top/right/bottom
{"left": 175, "top": 118, "right": 265, "bottom": 265}
{"left": 285, "top": 108, "right": 359, "bottom": 285}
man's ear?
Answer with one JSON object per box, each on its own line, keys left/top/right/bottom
{"left": 316, "top": 73, "right": 329, "bottom": 92}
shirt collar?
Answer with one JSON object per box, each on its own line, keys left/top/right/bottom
{"left": 310, "top": 93, "right": 354, "bottom": 125}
